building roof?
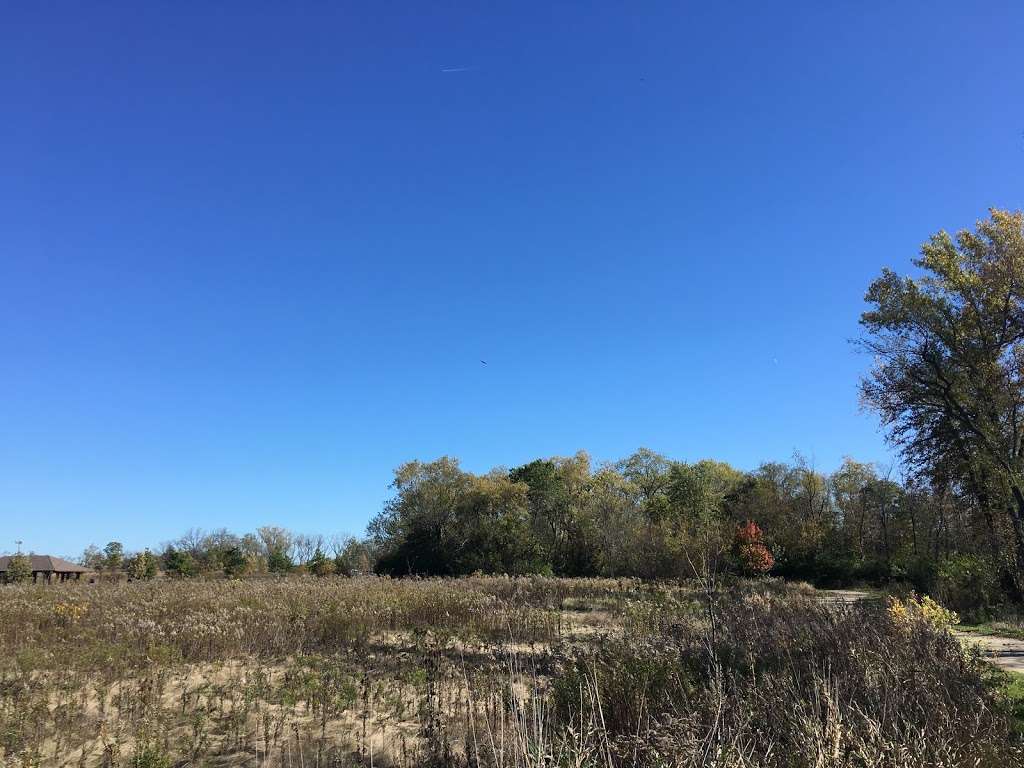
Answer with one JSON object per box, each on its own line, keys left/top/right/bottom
{"left": 0, "top": 554, "right": 88, "bottom": 573}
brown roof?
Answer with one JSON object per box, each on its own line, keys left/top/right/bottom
{"left": 0, "top": 554, "right": 88, "bottom": 573}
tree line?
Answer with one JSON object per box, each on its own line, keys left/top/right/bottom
{"left": 367, "top": 451, "right": 988, "bottom": 602}
{"left": 53, "top": 447, "right": 993, "bottom": 616}
{"left": 71, "top": 529, "right": 375, "bottom": 581}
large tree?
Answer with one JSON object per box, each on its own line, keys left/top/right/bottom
{"left": 371, "top": 458, "right": 543, "bottom": 575}
{"left": 509, "top": 452, "right": 598, "bottom": 576}
{"left": 860, "top": 209, "right": 1024, "bottom": 583}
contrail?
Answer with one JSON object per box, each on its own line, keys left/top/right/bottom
{"left": 441, "top": 67, "right": 473, "bottom": 73}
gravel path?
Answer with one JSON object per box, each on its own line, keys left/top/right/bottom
{"left": 955, "top": 631, "right": 1024, "bottom": 673}
{"left": 817, "top": 589, "right": 875, "bottom": 603}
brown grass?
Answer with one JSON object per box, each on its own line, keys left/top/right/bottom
{"left": 0, "top": 576, "right": 1018, "bottom": 767}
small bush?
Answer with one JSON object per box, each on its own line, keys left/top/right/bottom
{"left": 733, "top": 521, "right": 774, "bottom": 576}
{"left": 887, "top": 592, "right": 960, "bottom": 631}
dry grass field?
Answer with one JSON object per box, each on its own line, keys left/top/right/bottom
{"left": 1, "top": 576, "right": 1020, "bottom": 768}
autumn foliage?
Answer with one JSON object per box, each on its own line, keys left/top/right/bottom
{"left": 734, "top": 520, "right": 774, "bottom": 576}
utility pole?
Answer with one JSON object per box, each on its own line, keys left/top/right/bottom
{"left": 15, "top": 540, "right": 23, "bottom": 554}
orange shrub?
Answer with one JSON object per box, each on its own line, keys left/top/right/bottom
{"left": 734, "top": 521, "right": 774, "bottom": 576}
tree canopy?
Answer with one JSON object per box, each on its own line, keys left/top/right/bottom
{"left": 861, "top": 209, "right": 1024, "bottom": 588}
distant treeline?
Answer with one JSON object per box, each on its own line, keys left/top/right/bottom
{"left": 68, "top": 447, "right": 1000, "bottom": 617}
{"left": 364, "top": 450, "right": 999, "bottom": 611}
{"left": 78, "top": 530, "right": 374, "bottom": 581}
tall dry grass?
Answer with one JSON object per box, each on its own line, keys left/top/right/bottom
{"left": 0, "top": 576, "right": 1018, "bottom": 767}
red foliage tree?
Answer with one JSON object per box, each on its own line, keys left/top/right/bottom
{"left": 734, "top": 520, "right": 774, "bottom": 576}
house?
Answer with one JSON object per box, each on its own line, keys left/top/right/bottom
{"left": 0, "top": 554, "right": 89, "bottom": 583}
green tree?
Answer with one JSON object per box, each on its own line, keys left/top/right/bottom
{"left": 860, "top": 209, "right": 1024, "bottom": 585}
{"left": 221, "top": 547, "right": 247, "bottom": 577}
{"left": 203, "top": 530, "right": 242, "bottom": 574}
{"left": 162, "top": 546, "right": 196, "bottom": 578}
{"left": 830, "top": 459, "right": 880, "bottom": 564}
{"left": 307, "top": 547, "right": 335, "bottom": 577}
{"left": 450, "top": 472, "right": 542, "bottom": 575}
{"left": 509, "top": 458, "right": 567, "bottom": 570}
{"left": 371, "top": 458, "right": 474, "bottom": 575}
{"left": 6, "top": 552, "right": 32, "bottom": 584}
{"left": 127, "top": 549, "right": 158, "bottom": 580}
{"left": 103, "top": 541, "right": 124, "bottom": 572}
{"left": 666, "top": 460, "right": 743, "bottom": 524}
{"left": 733, "top": 456, "right": 846, "bottom": 581}
{"left": 509, "top": 452, "right": 598, "bottom": 575}
{"left": 588, "top": 467, "right": 645, "bottom": 576}
{"left": 372, "top": 458, "right": 547, "bottom": 576}
{"left": 616, "top": 448, "right": 673, "bottom": 522}
{"left": 267, "top": 549, "right": 294, "bottom": 574}
{"left": 663, "top": 460, "right": 743, "bottom": 576}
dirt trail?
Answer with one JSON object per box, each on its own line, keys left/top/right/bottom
{"left": 954, "top": 632, "right": 1024, "bottom": 673}
{"left": 817, "top": 589, "right": 874, "bottom": 604}
{"left": 815, "top": 589, "right": 1024, "bottom": 674}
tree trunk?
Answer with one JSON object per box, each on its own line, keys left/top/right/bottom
{"left": 1007, "top": 484, "right": 1024, "bottom": 588}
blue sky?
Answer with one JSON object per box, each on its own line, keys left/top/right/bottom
{"left": 2, "top": 2, "right": 1022, "bottom": 556}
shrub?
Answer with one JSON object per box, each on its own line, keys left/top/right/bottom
{"left": 554, "top": 587, "right": 1013, "bottom": 766}
{"left": 733, "top": 520, "right": 774, "bottom": 576}
{"left": 267, "top": 549, "right": 294, "bottom": 574}
{"left": 887, "top": 592, "right": 960, "bottom": 632}
{"left": 130, "top": 741, "right": 172, "bottom": 768}
{"left": 220, "top": 547, "right": 247, "bottom": 577}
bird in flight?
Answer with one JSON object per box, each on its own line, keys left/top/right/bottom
{"left": 480, "top": 360, "right": 488, "bottom": 365}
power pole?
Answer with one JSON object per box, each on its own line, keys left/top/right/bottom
{"left": 14, "top": 540, "right": 23, "bottom": 554}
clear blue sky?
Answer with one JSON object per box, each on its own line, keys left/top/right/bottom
{"left": 2, "top": 3, "right": 1022, "bottom": 556}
